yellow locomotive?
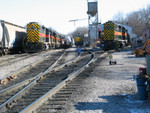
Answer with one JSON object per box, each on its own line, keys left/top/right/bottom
{"left": 23, "top": 22, "right": 61, "bottom": 52}
{"left": 101, "top": 21, "right": 129, "bottom": 51}
{"left": 74, "top": 34, "right": 84, "bottom": 47}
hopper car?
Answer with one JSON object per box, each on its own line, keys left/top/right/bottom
{"left": 0, "top": 20, "right": 26, "bottom": 55}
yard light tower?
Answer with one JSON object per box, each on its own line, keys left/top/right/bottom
{"left": 87, "top": 0, "right": 98, "bottom": 46}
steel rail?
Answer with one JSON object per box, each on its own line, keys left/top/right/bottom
{"left": 0, "top": 76, "right": 37, "bottom": 96}
{"left": 20, "top": 51, "right": 96, "bottom": 113}
{"left": 0, "top": 51, "right": 81, "bottom": 112}
{"left": 0, "top": 51, "right": 67, "bottom": 112}
{"left": 0, "top": 50, "right": 64, "bottom": 84}
{"left": 0, "top": 51, "right": 66, "bottom": 95}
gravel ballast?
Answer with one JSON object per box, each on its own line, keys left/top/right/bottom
{"left": 65, "top": 50, "right": 150, "bottom": 113}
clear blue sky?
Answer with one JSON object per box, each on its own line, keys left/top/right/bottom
{"left": 0, "top": 0, "right": 149, "bottom": 34}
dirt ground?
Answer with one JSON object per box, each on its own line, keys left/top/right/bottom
{"left": 65, "top": 49, "right": 150, "bottom": 113}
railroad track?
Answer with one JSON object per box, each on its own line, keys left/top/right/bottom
{"left": 0, "top": 51, "right": 65, "bottom": 110}
{"left": 35, "top": 50, "right": 108, "bottom": 113}
{"left": 0, "top": 48, "right": 108, "bottom": 113}
{"left": 36, "top": 72, "right": 91, "bottom": 113}
{"left": 0, "top": 48, "right": 97, "bottom": 113}
{"left": 0, "top": 50, "right": 51, "bottom": 67}
{"left": 0, "top": 48, "right": 80, "bottom": 112}
{"left": 0, "top": 49, "right": 70, "bottom": 85}
{"left": 0, "top": 50, "right": 65, "bottom": 78}
{"left": 0, "top": 49, "right": 78, "bottom": 90}
{"left": 0, "top": 50, "right": 63, "bottom": 86}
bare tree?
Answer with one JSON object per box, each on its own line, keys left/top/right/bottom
{"left": 112, "top": 11, "right": 127, "bottom": 24}
{"left": 112, "top": 4, "right": 150, "bottom": 36}
{"left": 71, "top": 27, "right": 88, "bottom": 36}
{"left": 140, "top": 5, "right": 150, "bottom": 29}
{"left": 127, "top": 11, "right": 145, "bottom": 36}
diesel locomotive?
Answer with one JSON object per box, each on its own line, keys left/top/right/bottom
{"left": 23, "top": 22, "right": 62, "bottom": 53}
{"left": 100, "top": 21, "right": 130, "bottom": 51}
{"left": 0, "top": 20, "right": 74, "bottom": 55}
{"left": 74, "top": 34, "right": 84, "bottom": 47}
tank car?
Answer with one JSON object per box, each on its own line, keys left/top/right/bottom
{"left": 101, "top": 21, "right": 129, "bottom": 51}
{"left": 23, "top": 22, "right": 62, "bottom": 52}
{"left": 63, "top": 36, "right": 74, "bottom": 48}
{"left": 0, "top": 20, "right": 26, "bottom": 55}
{"left": 59, "top": 36, "right": 74, "bottom": 49}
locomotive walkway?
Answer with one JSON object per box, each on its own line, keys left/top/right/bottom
{"left": 63, "top": 48, "right": 150, "bottom": 113}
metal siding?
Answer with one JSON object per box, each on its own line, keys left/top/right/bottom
{"left": 87, "top": 2, "right": 97, "bottom": 16}
{"left": 3, "top": 22, "right": 26, "bottom": 48}
{"left": 46, "top": 29, "right": 50, "bottom": 42}
{"left": 115, "top": 23, "right": 132, "bottom": 39}
{"left": 0, "top": 23, "right": 3, "bottom": 43}
{"left": 39, "top": 26, "right": 46, "bottom": 43}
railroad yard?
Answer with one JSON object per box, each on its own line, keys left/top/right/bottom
{"left": 64, "top": 48, "right": 150, "bottom": 113}
{"left": 0, "top": 47, "right": 149, "bottom": 113}
{"left": 0, "top": 0, "right": 149, "bottom": 112}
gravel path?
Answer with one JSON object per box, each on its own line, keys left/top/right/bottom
{"left": 0, "top": 48, "right": 77, "bottom": 80}
{"left": 65, "top": 50, "right": 150, "bottom": 113}
{"left": 0, "top": 50, "right": 57, "bottom": 79}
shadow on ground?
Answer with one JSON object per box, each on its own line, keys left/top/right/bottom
{"left": 74, "top": 94, "right": 149, "bottom": 113}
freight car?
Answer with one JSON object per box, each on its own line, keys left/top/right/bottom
{"left": 23, "top": 22, "right": 62, "bottom": 53}
{"left": 0, "top": 20, "right": 26, "bottom": 55}
{"left": 100, "top": 21, "right": 130, "bottom": 51}
{"left": 61, "top": 36, "right": 74, "bottom": 49}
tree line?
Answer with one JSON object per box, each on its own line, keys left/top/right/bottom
{"left": 113, "top": 4, "right": 150, "bottom": 37}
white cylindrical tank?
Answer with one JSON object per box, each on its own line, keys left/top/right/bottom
{"left": 0, "top": 20, "right": 26, "bottom": 54}
{"left": 0, "top": 22, "right": 3, "bottom": 44}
